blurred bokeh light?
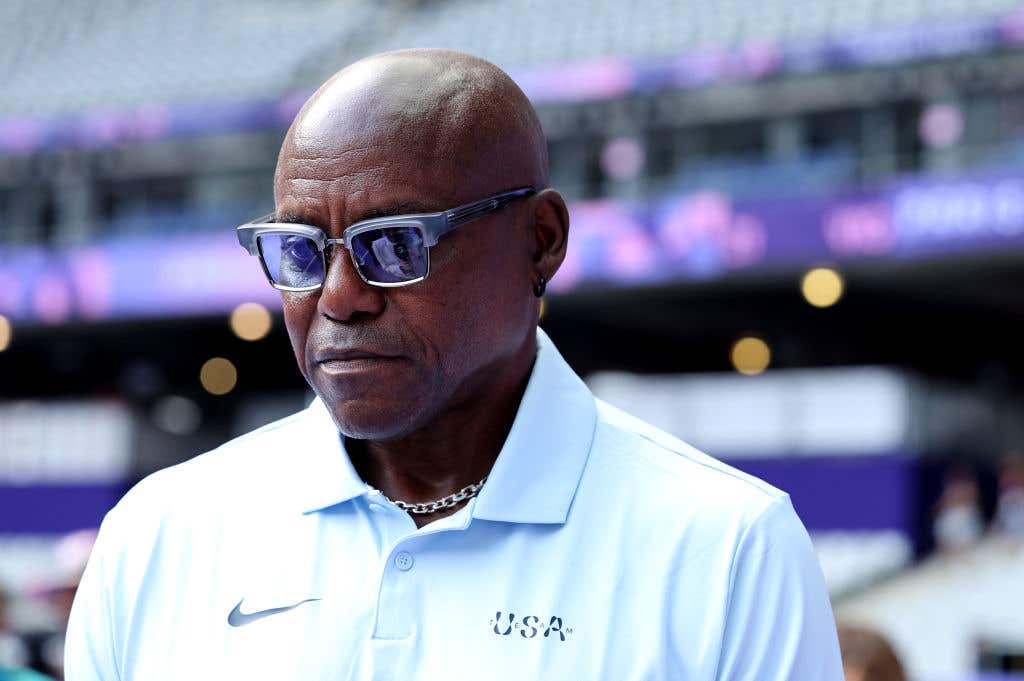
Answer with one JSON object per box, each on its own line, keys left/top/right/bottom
{"left": 150, "top": 395, "right": 202, "bottom": 435}
{"left": 229, "top": 302, "right": 272, "bottom": 341}
{"left": 730, "top": 336, "right": 771, "bottom": 376}
{"left": 801, "top": 267, "right": 845, "bottom": 308}
{"left": 199, "top": 357, "right": 238, "bottom": 396}
{"left": 0, "top": 314, "right": 11, "bottom": 352}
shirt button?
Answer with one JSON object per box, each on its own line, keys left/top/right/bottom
{"left": 394, "top": 551, "right": 414, "bottom": 571}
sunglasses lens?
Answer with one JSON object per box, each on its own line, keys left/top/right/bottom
{"left": 350, "top": 225, "right": 428, "bottom": 284}
{"left": 257, "top": 233, "right": 325, "bottom": 289}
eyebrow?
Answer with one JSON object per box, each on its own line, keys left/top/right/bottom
{"left": 275, "top": 201, "right": 438, "bottom": 227}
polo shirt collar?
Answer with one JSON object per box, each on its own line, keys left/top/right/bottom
{"left": 471, "top": 328, "right": 596, "bottom": 524}
{"left": 290, "top": 328, "right": 597, "bottom": 524}
{"left": 292, "top": 399, "right": 368, "bottom": 514}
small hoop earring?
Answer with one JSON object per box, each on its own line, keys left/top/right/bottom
{"left": 532, "top": 273, "right": 547, "bottom": 298}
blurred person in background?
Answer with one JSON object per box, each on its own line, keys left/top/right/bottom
{"left": 837, "top": 624, "right": 906, "bottom": 681}
{"left": 65, "top": 49, "right": 841, "bottom": 680}
{"left": 29, "top": 530, "right": 96, "bottom": 681}
{"left": 993, "top": 452, "right": 1024, "bottom": 540}
{"left": 0, "top": 586, "right": 53, "bottom": 681}
{"left": 933, "top": 465, "right": 985, "bottom": 553}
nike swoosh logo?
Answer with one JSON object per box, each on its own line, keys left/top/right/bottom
{"left": 227, "top": 597, "right": 321, "bottom": 627}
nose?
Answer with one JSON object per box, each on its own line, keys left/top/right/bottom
{"left": 316, "top": 244, "right": 386, "bottom": 322}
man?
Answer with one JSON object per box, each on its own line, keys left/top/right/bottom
{"left": 66, "top": 49, "right": 843, "bottom": 679}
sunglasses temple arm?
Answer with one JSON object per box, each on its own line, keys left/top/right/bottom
{"left": 446, "top": 199, "right": 504, "bottom": 227}
{"left": 445, "top": 188, "right": 535, "bottom": 229}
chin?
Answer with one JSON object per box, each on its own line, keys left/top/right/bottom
{"left": 325, "top": 401, "right": 425, "bottom": 438}
{"left": 305, "top": 358, "right": 440, "bottom": 440}
{"left": 319, "top": 391, "right": 432, "bottom": 441}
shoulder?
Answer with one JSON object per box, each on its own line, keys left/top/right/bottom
{"left": 100, "top": 406, "right": 312, "bottom": 544}
{"left": 568, "top": 397, "right": 804, "bottom": 563}
{"left": 584, "top": 398, "right": 787, "bottom": 523}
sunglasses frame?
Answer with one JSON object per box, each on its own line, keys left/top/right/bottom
{"left": 237, "top": 187, "right": 535, "bottom": 290}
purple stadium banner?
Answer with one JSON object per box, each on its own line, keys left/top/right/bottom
{"left": 727, "top": 455, "right": 917, "bottom": 534}
{"left": 548, "top": 170, "right": 1024, "bottom": 293}
{"left": 0, "top": 234, "right": 280, "bottom": 324}
{"left": 0, "top": 456, "right": 913, "bottom": 535}
{"left": 4, "top": 168, "right": 1024, "bottom": 322}
{"left": 2, "top": 9, "right": 1024, "bottom": 154}
{"left": 0, "top": 483, "right": 127, "bottom": 534}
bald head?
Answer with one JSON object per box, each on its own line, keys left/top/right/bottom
{"left": 278, "top": 49, "right": 548, "bottom": 204}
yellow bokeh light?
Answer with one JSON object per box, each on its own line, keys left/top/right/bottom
{"left": 200, "top": 357, "right": 238, "bottom": 395}
{"left": 731, "top": 336, "right": 771, "bottom": 376}
{"left": 801, "top": 267, "right": 844, "bottom": 308}
{"left": 230, "top": 302, "right": 272, "bottom": 341}
{"left": 0, "top": 315, "right": 10, "bottom": 352}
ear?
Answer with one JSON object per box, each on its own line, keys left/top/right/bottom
{"left": 529, "top": 188, "right": 569, "bottom": 283}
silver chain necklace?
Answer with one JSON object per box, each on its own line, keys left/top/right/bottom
{"left": 369, "top": 476, "right": 488, "bottom": 515}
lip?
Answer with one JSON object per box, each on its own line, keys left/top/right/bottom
{"left": 314, "top": 349, "right": 404, "bottom": 374}
{"left": 315, "top": 349, "right": 399, "bottom": 362}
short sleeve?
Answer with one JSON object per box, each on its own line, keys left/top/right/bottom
{"left": 64, "top": 507, "right": 122, "bottom": 681}
{"left": 715, "top": 497, "right": 844, "bottom": 681}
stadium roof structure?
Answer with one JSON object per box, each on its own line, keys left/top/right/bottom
{"left": 0, "top": 0, "right": 375, "bottom": 118}
{"left": 2, "top": 0, "right": 1024, "bottom": 153}
{"left": 299, "top": 0, "right": 1024, "bottom": 90}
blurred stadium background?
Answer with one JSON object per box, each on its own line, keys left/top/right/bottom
{"left": 2, "top": 0, "right": 1024, "bottom": 678}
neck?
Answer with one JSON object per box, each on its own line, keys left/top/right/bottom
{"left": 346, "top": 331, "right": 537, "bottom": 526}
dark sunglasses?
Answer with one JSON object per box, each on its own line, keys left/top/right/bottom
{"left": 237, "top": 187, "right": 535, "bottom": 290}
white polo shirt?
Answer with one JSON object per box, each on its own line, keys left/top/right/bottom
{"left": 66, "top": 330, "right": 842, "bottom": 681}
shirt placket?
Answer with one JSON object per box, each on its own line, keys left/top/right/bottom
{"left": 364, "top": 491, "right": 418, "bottom": 641}
{"left": 361, "top": 493, "right": 476, "bottom": 680}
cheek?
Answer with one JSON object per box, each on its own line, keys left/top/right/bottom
{"left": 281, "top": 293, "right": 320, "bottom": 375}
{"left": 427, "top": 241, "right": 532, "bottom": 357}
{"left": 466, "top": 238, "right": 533, "bottom": 323}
